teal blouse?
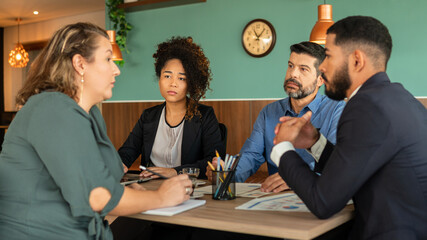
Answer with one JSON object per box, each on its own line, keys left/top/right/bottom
{"left": 0, "top": 92, "right": 124, "bottom": 239}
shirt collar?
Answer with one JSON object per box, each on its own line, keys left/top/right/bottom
{"left": 305, "top": 93, "right": 322, "bottom": 114}
{"left": 284, "top": 93, "right": 322, "bottom": 116}
{"left": 346, "top": 85, "right": 362, "bottom": 102}
{"left": 345, "top": 72, "right": 388, "bottom": 102}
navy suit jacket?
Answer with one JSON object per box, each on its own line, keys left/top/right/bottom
{"left": 278, "top": 72, "right": 427, "bottom": 239}
{"left": 118, "top": 103, "right": 225, "bottom": 179}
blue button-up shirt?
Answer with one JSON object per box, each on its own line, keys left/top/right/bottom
{"left": 236, "top": 94, "right": 345, "bottom": 182}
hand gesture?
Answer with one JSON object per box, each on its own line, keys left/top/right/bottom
{"left": 273, "top": 111, "right": 319, "bottom": 149}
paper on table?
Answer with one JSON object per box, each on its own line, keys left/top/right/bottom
{"left": 142, "top": 200, "right": 206, "bottom": 216}
{"left": 195, "top": 183, "right": 271, "bottom": 198}
{"left": 235, "top": 183, "right": 271, "bottom": 198}
{"left": 236, "top": 193, "right": 353, "bottom": 212}
{"left": 236, "top": 193, "right": 310, "bottom": 212}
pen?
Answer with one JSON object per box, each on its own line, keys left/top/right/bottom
{"left": 220, "top": 162, "right": 225, "bottom": 171}
{"left": 214, "top": 150, "right": 221, "bottom": 191}
{"left": 121, "top": 179, "right": 146, "bottom": 186}
{"left": 225, "top": 154, "right": 232, "bottom": 170}
{"left": 139, "top": 165, "right": 169, "bottom": 179}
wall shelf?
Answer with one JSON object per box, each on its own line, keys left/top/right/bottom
{"left": 118, "top": 0, "right": 206, "bottom": 12}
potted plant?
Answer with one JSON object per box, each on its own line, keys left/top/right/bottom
{"left": 106, "top": 0, "right": 133, "bottom": 66}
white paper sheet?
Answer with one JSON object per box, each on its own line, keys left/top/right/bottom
{"left": 235, "top": 193, "right": 310, "bottom": 212}
{"left": 142, "top": 200, "right": 206, "bottom": 216}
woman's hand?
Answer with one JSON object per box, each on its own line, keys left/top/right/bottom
{"left": 157, "top": 174, "right": 192, "bottom": 207}
{"left": 108, "top": 175, "right": 191, "bottom": 216}
{"left": 140, "top": 167, "right": 178, "bottom": 179}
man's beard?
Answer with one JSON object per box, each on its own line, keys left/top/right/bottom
{"left": 283, "top": 78, "right": 317, "bottom": 99}
{"left": 324, "top": 63, "right": 351, "bottom": 101}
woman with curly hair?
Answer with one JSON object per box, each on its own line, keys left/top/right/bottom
{"left": 118, "top": 36, "right": 225, "bottom": 179}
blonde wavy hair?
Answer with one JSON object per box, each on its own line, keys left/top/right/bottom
{"left": 16, "top": 22, "right": 108, "bottom": 106}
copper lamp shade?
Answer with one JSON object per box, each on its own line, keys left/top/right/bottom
{"left": 107, "top": 30, "right": 123, "bottom": 61}
{"left": 309, "top": 4, "right": 334, "bottom": 45}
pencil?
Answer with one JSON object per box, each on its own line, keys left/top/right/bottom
{"left": 215, "top": 150, "right": 220, "bottom": 158}
{"left": 208, "top": 161, "right": 225, "bottom": 183}
{"left": 207, "top": 161, "right": 216, "bottom": 171}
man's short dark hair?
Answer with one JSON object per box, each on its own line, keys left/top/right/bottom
{"left": 290, "top": 41, "right": 325, "bottom": 76}
{"left": 327, "top": 16, "right": 392, "bottom": 69}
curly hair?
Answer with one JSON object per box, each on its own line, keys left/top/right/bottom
{"left": 153, "top": 36, "right": 212, "bottom": 120}
{"left": 15, "top": 22, "right": 108, "bottom": 106}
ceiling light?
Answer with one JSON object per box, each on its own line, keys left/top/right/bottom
{"left": 107, "top": 30, "right": 123, "bottom": 61}
{"left": 309, "top": 3, "right": 334, "bottom": 45}
{"left": 33, "top": 11, "right": 39, "bottom": 15}
{"left": 8, "top": 18, "right": 29, "bottom": 68}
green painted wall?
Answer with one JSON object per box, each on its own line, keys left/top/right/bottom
{"left": 108, "top": 0, "right": 427, "bottom": 101}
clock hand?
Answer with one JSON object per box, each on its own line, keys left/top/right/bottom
{"left": 252, "top": 26, "right": 260, "bottom": 38}
{"left": 258, "top": 28, "right": 265, "bottom": 38}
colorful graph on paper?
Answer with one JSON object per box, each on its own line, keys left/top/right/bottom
{"left": 235, "top": 193, "right": 310, "bottom": 212}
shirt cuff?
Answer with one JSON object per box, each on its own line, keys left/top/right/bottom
{"left": 270, "top": 141, "right": 295, "bottom": 167}
{"left": 307, "top": 134, "right": 327, "bottom": 162}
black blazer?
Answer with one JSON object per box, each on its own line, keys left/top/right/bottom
{"left": 118, "top": 103, "right": 225, "bottom": 178}
{"left": 278, "top": 72, "right": 427, "bottom": 239}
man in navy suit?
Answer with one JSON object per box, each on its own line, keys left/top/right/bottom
{"left": 271, "top": 16, "right": 427, "bottom": 239}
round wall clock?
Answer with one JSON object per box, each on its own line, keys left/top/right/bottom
{"left": 241, "top": 19, "right": 276, "bottom": 58}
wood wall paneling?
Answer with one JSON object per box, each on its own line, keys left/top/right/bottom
{"left": 200, "top": 101, "right": 252, "bottom": 155}
{"left": 103, "top": 102, "right": 162, "bottom": 170}
{"left": 418, "top": 98, "right": 427, "bottom": 108}
{"left": 102, "top": 98, "right": 427, "bottom": 174}
{"left": 102, "top": 100, "right": 274, "bottom": 171}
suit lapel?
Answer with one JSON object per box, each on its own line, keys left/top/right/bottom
{"left": 142, "top": 122, "right": 158, "bottom": 166}
{"left": 181, "top": 116, "right": 201, "bottom": 164}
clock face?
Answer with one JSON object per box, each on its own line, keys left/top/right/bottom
{"left": 242, "top": 19, "right": 276, "bottom": 57}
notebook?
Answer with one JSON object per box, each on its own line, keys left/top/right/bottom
{"left": 142, "top": 199, "right": 206, "bottom": 216}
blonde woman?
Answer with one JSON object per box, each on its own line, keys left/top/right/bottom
{"left": 0, "top": 23, "right": 192, "bottom": 240}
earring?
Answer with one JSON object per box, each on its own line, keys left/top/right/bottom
{"left": 80, "top": 73, "right": 84, "bottom": 103}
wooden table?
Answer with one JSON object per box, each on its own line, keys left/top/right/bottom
{"left": 116, "top": 179, "right": 354, "bottom": 240}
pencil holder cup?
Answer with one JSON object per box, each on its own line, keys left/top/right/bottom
{"left": 212, "top": 170, "right": 236, "bottom": 200}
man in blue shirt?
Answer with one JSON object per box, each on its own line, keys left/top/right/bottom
{"left": 207, "top": 41, "right": 344, "bottom": 193}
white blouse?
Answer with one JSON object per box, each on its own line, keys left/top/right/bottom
{"left": 150, "top": 107, "right": 185, "bottom": 168}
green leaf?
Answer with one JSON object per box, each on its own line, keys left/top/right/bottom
{"left": 107, "top": 0, "right": 131, "bottom": 66}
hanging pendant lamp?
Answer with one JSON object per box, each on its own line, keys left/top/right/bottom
{"left": 106, "top": 30, "right": 123, "bottom": 61}
{"left": 8, "top": 18, "right": 29, "bottom": 68}
{"left": 309, "top": 3, "right": 334, "bottom": 45}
